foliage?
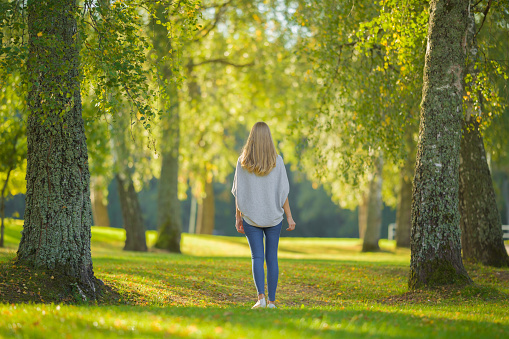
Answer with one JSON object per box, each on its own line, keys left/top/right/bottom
{"left": 0, "top": 74, "right": 26, "bottom": 199}
{"left": 0, "top": 221, "right": 508, "bottom": 338}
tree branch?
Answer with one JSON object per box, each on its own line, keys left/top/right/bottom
{"left": 474, "top": 0, "right": 492, "bottom": 38}
{"left": 189, "top": 58, "right": 254, "bottom": 68}
{"left": 193, "top": 0, "right": 233, "bottom": 42}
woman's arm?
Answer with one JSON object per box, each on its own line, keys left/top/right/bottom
{"left": 283, "top": 197, "right": 296, "bottom": 231}
{"left": 235, "top": 200, "right": 244, "bottom": 234}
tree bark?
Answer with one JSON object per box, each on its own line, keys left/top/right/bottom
{"left": 16, "top": 0, "right": 98, "bottom": 296}
{"left": 409, "top": 0, "right": 471, "bottom": 289}
{"left": 396, "top": 130, "right": 415, "bottom": 248}
{"left": 116, "top": 174, "right": 147, "bottom": 252}
{"left": 362, "top": 157, "right": 383, "bottom": 252}
{"left": 152, "top": 5, "right": 182, "bottom": 252}
{"left": 90, "top": 177, "right": 110, "bottom": 227}
{"left": 196, "top": 180, "right": 215, "bottom": 235}
{"left": 458, "top": 8, "right": 509, "bottom": 267}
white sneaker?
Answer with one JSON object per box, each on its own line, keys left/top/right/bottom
{"left": 268, "top": 303, "right": 277, "bottom": 309}
{"left": 252, "top": 298, "right": 266, "bottom": 309}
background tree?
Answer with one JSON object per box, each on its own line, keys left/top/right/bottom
{"left": 458, "top": 0, "right": 509, "bottom": 267}
{"left": 0, "top": 77, "right": 26, "bottom": 247}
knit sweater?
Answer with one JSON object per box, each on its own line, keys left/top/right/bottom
{"left": 231, "top": 154, "right": 290, "bottom": 227}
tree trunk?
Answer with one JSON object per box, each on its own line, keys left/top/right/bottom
{"left": 152, "top": 5, "right": 182, "bottom": 252}
{"left": 154, "top": 134, "right": 181, "bottom": 252}
{"left": 396, "top": 130, "right": 415, "bottom": 248}
{"left": 459, "top": 119, "right": 509, "bottom": 266}
{"left": 502, "top": 177, "right": 509, "bottom": 225}
{"left": 458, "top": 9, "right": 509, "bottom": 267}
{"left": 196, "top": 180, "right": 215, "bottom": 235}
{"left": 90, "top": 177, "right": 110, "bottom": 227}
{"left": 16, "top": 0, "right": 98, "bottom": 296}
{"left": 188, "top": 195, "right": 197, "bottom": 234}
{"left": 362, "top": 157, "right": 383, "bottom": 252}
{"left": 409, "top": 0, "right": 471, "bottom": 289}
{"left": 0, "top": 167, "right": 12, "bottom": 248}
{"left": 358, "top": 193, "right": 367, "bottom": 239}
{"left": 116, "top": 174, "right": 147, "bottom": 251}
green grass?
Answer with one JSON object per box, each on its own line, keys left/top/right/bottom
{"left": 1, "top": 218, "right": 508, "bottom": 338}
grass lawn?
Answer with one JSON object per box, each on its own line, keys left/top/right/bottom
{"left": 1, "top": 219, "right": 508, "bottom": 338}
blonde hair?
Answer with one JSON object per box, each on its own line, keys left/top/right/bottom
{"left": 240, "top": 122, "right": 277, "bottom": 176}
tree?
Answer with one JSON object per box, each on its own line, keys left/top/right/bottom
{"left": 409, "top": 0, "right": 471, "bottom": 288}
{"left": 0, "top": 0, "right": 199, "bottom": 297}
{"left": 15, "top": 0, "right": 99, "bottom": 295}
{"left": 111, "top": 107, "right": 148, "bottom": 252}
{"left": 361, "top": 156, "right": 383, "bottom": 252}
{"left": 458, "top": 6, "right": 509, "bottom": 267}
{"left": 0, "top": 75, "right": 27, "bottom": 248}
{"left": 196, "top": 179, "right": 215, "bottom": 235}
{"left": 396, "top": 128, "right": 416, "bottom": 248}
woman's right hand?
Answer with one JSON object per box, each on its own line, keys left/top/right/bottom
{"left": 286, "top": 217, "right": 296, "bottom": 231}
{"left": 235, "top": 218, "right": 245, "bottom": 234}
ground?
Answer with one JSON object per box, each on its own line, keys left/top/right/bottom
{"left": 0, "top": 219, "right": 508, "bottom": 338}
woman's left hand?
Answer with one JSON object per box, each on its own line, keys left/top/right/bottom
{"left": 235, "top": 218, "right": 245, "bottom": 234}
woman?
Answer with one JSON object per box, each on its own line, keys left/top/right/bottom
{"left": 231, "top": 121, "right": 296, "bottom": 309}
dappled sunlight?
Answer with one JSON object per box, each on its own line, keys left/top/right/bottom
{"left": 181, "top": 233, "right": 411, "bottom": 264}
{"left": 1, "top": 222, "right": 508, "bottom": 338}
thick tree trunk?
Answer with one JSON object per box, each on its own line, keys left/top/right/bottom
{"left": 409, "top": 0, "right": 471, "bottom": 289}
{"left": 196, "top": 180, "right": 215, "bottom": 235}
{"left": 459, "top": 119, "right": 509, "bottom": 266}
{"left": 116, "top": 174, "right": 147, "bottom": 251}
{"left": 358, "top": 193, "right": 367, "bottom": 239}
{"left": 396, "top": 131, "right": 415, "bottom": 248}
{"left": 458, "top": 9, "right": 509, "bottom": 267}
{"left": 90, "top": 177, "right": 110, "bottom": 227}
{"left": 17, "top": 0, "right": 98, "bottom": 296}
{"left": 362, "top": 157, "right": 383, "bottom": 252}
{"left": 152, "top": 5, "right": 182, "bottom": 252}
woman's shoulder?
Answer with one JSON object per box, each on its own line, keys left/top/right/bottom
{"left": 277, "top": 154, "right": 284, "bottom": 165}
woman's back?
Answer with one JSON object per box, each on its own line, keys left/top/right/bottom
{"left": 232, "top": 154, "right": 289, "bottom": 227}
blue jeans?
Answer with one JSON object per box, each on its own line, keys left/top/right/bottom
{"left": 243, "top": 219, "right": 282, "bottom": 302}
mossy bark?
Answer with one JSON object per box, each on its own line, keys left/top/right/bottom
{"left": 196, "top": 180, "right": 215, "bottom": 235}
{"left": 396, "top": 130, "right": 415, "bottom": 248}
{"left": 90, "top": 177, "right": 110, "bottom": 227}
{"left": 152, "top": 6, "right": 182, "bottom": 252}
{"left": 362, "top": 157, "right": 382, "bottom": 252}
{"left": 409, "top": 0, "right": 471, "bottom": 289}
{"left": 458, "top": 7, "right": 509, "bottom": 267}
{"left": 16, "top": 0, "right": 99, "bottom": 296}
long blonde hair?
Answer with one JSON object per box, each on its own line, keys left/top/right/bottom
{"left": 240, "top": 122, "right": 277, "bottom": 176}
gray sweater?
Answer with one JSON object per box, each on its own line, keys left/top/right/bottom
{"left": 231, "top": 155, "right": 290, "bottom": 227}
